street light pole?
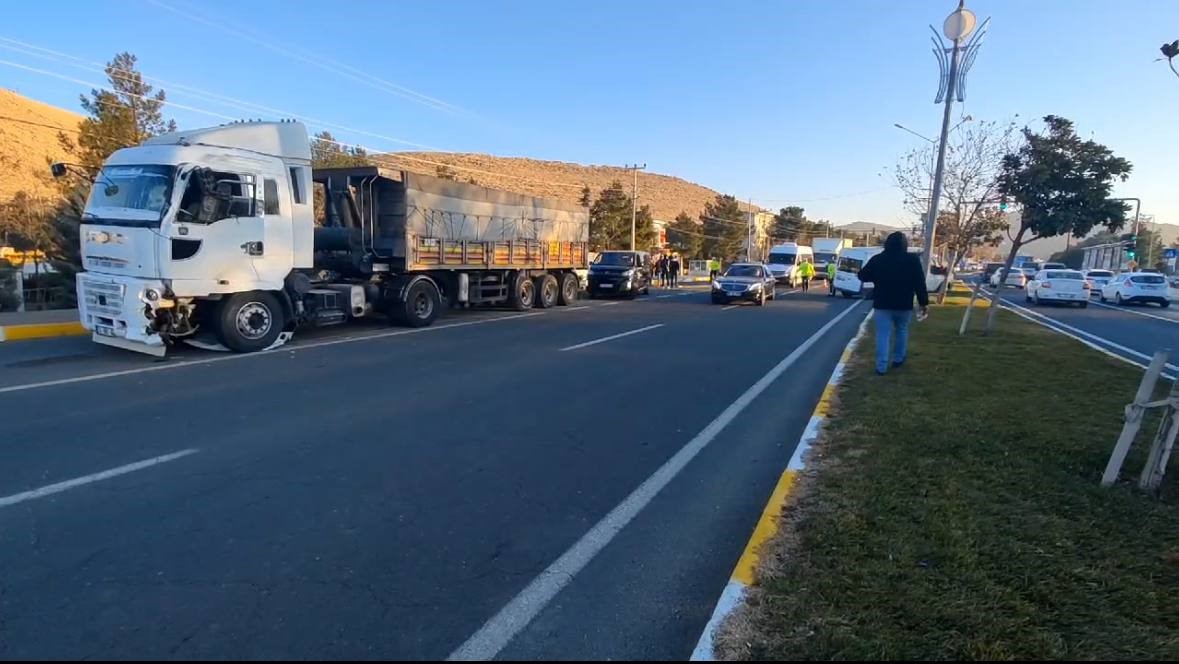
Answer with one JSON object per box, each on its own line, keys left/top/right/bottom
{"left": 625, "top": 163, "right": 646, "bottom": 251}
{"left": 921, "top": 1, "right": 988, "bottom": 277}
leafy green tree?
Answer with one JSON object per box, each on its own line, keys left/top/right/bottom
{"left": 701, "top": 194, "right": 747, "bottom": 261}
{"left": 310, "top": 131, "right": 371, "bottom": 167}
{"left": 666, "top": 210, "right": 702, "bottom": 257}
{"left": 46, "top": 52, "right": 177, "bottom": 285}
{"left": 770, "top": 205, "right": 827, "bottom": 246}
{"left": 588, "top": 181, "right": 654, "bottom": 251}
{"left": 985, "top": 116, "right": 1132, "bottom": 332}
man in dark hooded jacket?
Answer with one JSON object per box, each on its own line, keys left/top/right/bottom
{"left": 857, "top": 232, "right": 929, "bottom": 375}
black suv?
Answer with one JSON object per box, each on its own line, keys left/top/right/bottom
{"left": 587, "top": 251, "right": 651, "bottom": 298}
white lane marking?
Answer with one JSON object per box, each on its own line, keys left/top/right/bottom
{"left": 447, "top": 300, "right": 864, "bottom": 661}
{"left": 722, "top": 304, "right": 742, "bottom": 310}
{"left": 1089, "top": 299, "right": 1178, "bottom": 324}
{"left": 0, "top": 448, "right": 199, "bottom": 509}
{"left": 0, "top": 312, "right": 544, "bottom": 395}
{"left": 598, "top": 301, "right": 621, "bottom": 307}
{"left": 552, "top": 305, "right": 590, "bottom": 312}
{"left": 998, "top": 298, "right": 1178, "bottom": 379}
{"left": 558, "top": 324, "right": 664, "bottom": 352}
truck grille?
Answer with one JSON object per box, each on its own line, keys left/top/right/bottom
{"left": 81, "top": 279, "right": 126, "bottom": 317}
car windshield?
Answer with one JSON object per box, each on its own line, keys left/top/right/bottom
{"left": 1087, "top": 270, "right": 1113, "bottom": 278}
{"left": 593, "top": 252, "right": 635, "bottom": 267}
{"left": 725, "top": 265, "right": 762, "bottom": 278}
{"left": 814, "top": 252, "right": 837, "bottom": 264}
{"left": 1130, "top": 275, "right": 1166, "bottom": 284}
{"left": 768, "top": 252, "right": 797, "bottom": 265}
{"left": 84, "top": 165, "right": 176, "bottom": 226}
{"left": 1046, "top": 271, "right": 1084, "bottom": 280}
{"left": 839, "top": 256, "right": 864, "bottom": 273}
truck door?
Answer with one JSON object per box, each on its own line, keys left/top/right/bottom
{"left": 251, "top": 175, "right": 295, "bottom": 289}
{"left": 162, "top": 167, "right": 264, "bottom": 292}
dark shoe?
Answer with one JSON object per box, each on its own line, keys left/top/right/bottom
{"left": 892, "top": 359, "right": 905, "bottom": 368}
{"left": 876, "top": 369, "right": 887, "bottom": 376}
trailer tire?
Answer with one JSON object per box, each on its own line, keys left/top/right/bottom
{"left": 395, "top": 279, "right": 440, "bottom": 328}
{"left": 558, "top": 272, "right": 579, "bottom": 306}
{"left": 535, "top": 274, "right": 559, "bottom": 309}
{"left": 216, "top": 291, "right": 285, "bottom": 353}
{"left": 509, "top": 273, "right": 536, "bottom": 311}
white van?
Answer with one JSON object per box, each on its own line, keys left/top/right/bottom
{"left": 766, "top": 243, "right": 815, "bottom": 286}
{"left": 833, "top": 247, "right": 884, "bottom": 298}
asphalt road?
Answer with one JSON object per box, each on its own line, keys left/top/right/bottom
{"left": 981, "top": 283, "right": 1178, "bottom": 377}
{"left": 0, "top": 286, "right": 867, "bottom": 659}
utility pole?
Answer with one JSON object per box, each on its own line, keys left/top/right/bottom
{"left": 625, "top": 163, "right": 646, "bottom": 251}
{"left": 747, "top": 198, "right": 754, "bottom": 261}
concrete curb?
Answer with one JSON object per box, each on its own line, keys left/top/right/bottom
{"left": 689, "top": 309, "right": 873, "bottom": 661}
{"left": 0, "top": 321, "right": 87, "bottom": 342}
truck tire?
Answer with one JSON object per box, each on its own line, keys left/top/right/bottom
{"left": 400, "top": 279, "right": 441, "bottom": 328}
{"left": 558, "top": 272, "right": 579, "bottom": 306}
{"left": 535, "top": 274, "right": 559, "bottom": 309}
{"left": 509, "top": 273, "right": 535, "bottom": 311}
{"left": 216, "top": 291, "right": 285, "bottom": 353}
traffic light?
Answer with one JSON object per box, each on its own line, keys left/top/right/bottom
{"left": 998, "top": 198, "right": 1008, "bottom": 212}
{"left": 1123, "top": 233, "right": 1137, "bottom": 258}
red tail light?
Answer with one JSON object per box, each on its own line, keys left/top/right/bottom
{"left": 1082, "top": 282, "right": 1091, "bottom": 289}
{"left": 1041, "top": 281, "right": 1052, "bottom": 289}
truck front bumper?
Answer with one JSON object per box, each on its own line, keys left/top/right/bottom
{"left": 77, "top": 273, "right": 168, "bottom": 356}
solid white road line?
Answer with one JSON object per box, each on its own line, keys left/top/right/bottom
{"left": 447, "top": 300, "right": 863, "bottom": 661}
{"left": 598, "top": 301, "right": 621, "bottom": 306}
{"left": 0, "top": 448, "right": 199, "bottom": 509}
{"left": 721, "top": 304, "right": 742, "bottom": 310}
{"left": 1089, "top": 299, "right": 1178, "bottom": 324}
{"left": 0, "top": 312, "right": 544, "bottom": 395}
{"left": 558, "top": 324, "right": 664, "bottom": 352}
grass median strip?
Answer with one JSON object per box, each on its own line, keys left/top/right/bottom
{"left": 719, "top": 307, "right": 1179, "bottom": 660}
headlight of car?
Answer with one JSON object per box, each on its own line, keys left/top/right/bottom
{"left": 711, "top": 280, "right": 722, "bottom": 290}
{"left": 748, "top": 282, "right": 762, "bottom": 290}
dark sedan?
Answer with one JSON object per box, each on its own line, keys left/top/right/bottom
{"left": 711, "top": 263, "right": 776, "bottom": 306}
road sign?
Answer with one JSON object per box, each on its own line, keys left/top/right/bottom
{"left": 1164, "top": 247, "right": 1178, "bottom": 259}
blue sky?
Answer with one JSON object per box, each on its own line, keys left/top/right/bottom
{"left": 3, "top": 0, "right": 1177, "bottom": 227}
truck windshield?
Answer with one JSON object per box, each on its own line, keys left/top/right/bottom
{"left": 815, "top": 252, "right": 837, "bottom": 264}
{"left": 84, "top": 165, "right": 177, "bottom": 226}
{"left": 593, "top": 252, "right": 636, "bottom": 267}
{"left": 768, "top": 253, "right": 796, "bottom": 265}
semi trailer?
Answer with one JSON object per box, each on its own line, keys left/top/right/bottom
{"left": 60, "top": 120, "right": 589, "bottom": 356}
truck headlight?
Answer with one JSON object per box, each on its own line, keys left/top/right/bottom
{"left": 143, "top": 288, "right": 160, "bottom": 302}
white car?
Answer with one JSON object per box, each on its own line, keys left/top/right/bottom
{"left": 1025, "top": 269, "right": 1089, "bottom": 307}
{"left": 989, "top": 267, "right": 1027, "bottom": 289}
{"left": 1083, "top": 269, "right": 1114, "bottom": 295}
{"left": 1099, "top": 272, "right": 1172, "bottom": 308}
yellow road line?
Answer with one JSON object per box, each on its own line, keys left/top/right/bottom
{"left": 732, "top": 469, "right": 798, "bottom": 585}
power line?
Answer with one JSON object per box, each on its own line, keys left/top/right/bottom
{"left": 143, "top": 0, "right": 469, "bottom": 116}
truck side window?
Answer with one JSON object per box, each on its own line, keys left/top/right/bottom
{"left": 289, "top": 167, "right": 305, "bottom": 204}
{"left": 179, "top": 170, "right": 255, "bottom": 223}
{"left": 263, "top": 178, "right": 280, "bottom": 215}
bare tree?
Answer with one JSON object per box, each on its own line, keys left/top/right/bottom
{"left": 894, "top": 118, "right": 1019, "bottom": 301}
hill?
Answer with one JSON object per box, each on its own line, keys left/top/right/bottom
{"left": 0, "top": 89, "right": 81, "bottom": 201}
{"left": 374, "top": 152, "right": 744, "bottom": 220}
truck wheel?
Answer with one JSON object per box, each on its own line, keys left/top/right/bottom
{"left": 510, "top": 273, "right": 535, "bottom": 311}
{"left": 558, "top": 272, "right": 579, "bottom": 306}
{"left": 535, "top": 274, "right": 559, "bottom": 309}
{"left": 401, "top": 279, "right": 441, "bottom": 328}
{"left": 216, "top": 291, "right": 285, "bottom": 353}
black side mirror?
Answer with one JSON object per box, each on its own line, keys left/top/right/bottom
{"left": 50, "top": 162, "right": 68, "bottom": 178}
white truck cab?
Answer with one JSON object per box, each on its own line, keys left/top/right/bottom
{"left": 73, "top": 121, "right": 313, "bottom": 355}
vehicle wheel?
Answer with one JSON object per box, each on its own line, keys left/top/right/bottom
{"left": 558, "top": 272, "right": 579, "bottom": 306}
{"left": 510, "top": 273, "right": 536, "bottom": 311}
{"left": 1100, "top": 293, "right": 1107, "bottom": 303}
{"left": 1115, "top": 292, "right": 1124, "bottom": 305}
{"left": 400, "top": 279, "right": 441, "bottom": 328}
{"left": 534, "top": 274, "right": 559, "bottom": 309}
{"left": 1161, "top": 301, "right": 1171, "bottom": 309}
{"left": 216, "top": 291, "right": 284, "bottom": 353}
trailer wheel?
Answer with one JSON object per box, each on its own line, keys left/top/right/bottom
{"left": 558, "top": 272, "right": 579, "bottom": 306}
{"left": 535, "top": 274, "right": 559, "bottom": 309}
{"left": 216, "top": 291, "right": 285, "bottom": 353}
{"left": 510, "top": 273, "right": 535, "bottom": 311}
{"left": 400, "top": 280, "right": 441, "bottom": 328}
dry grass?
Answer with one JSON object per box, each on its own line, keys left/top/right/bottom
{"left": 0, "top": 89, "right": 81, "bottom": 201}
{"left": 719, "top": 308, "right": 1179, "bottom": 660}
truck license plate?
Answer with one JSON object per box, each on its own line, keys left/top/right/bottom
{"left": 95, "top": 326, "right": 116, "bottom": 338}
{"left": 599, "top": 283, "right": 613, "bottom": 289}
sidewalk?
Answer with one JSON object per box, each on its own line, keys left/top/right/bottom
{"left": 0, "top": 308, "right": 85, "bottom": 342}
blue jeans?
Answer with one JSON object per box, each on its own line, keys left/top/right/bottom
{"left": 874, "top": 308, "right": 912, "bottom": 373}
